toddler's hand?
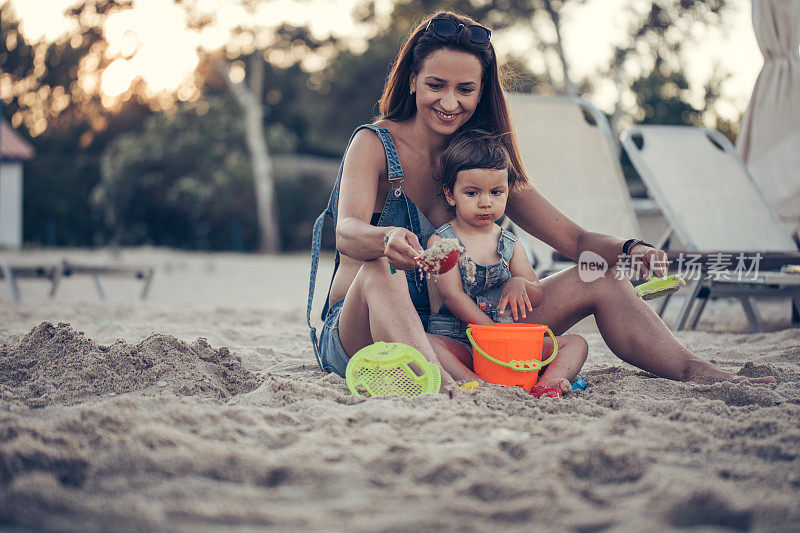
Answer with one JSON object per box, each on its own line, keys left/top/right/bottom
{"left": 497, "top": 277, "right": 533, "bottom": 321}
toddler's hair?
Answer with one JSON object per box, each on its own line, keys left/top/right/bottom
{"left": 436, "top": 129, "right": 520, "bottom": 194}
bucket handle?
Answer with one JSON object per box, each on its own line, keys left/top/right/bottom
{"left": 465, "top": 327, "right": 558, "bottom": 372}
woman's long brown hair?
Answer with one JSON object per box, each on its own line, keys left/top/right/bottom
{"left": 378, "top": 11, "right": 528, "bottom": 187}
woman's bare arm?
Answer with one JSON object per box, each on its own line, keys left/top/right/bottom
{"left": 507, "top": 186, "right": 668, "bottom": 277}
{"left": 336, "top": 129, "right": 421, "bottom": 269}
{"left": 506, "top": 186, "right": 626, "bottom": 267}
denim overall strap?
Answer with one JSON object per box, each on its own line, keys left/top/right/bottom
{"left": 306, "top": 124, "right": 405, "bottom": 371}
{"left": 497, "top": 227, "right": 517, "bottom": 263}
{"left": 307, "top": 209, "right": 328, "bottom": 370}
{"left": 371, "top": 127, "right": 405, "bottom": 185}
{"left": 434, "top": 223, "right": 514, "bottom": 259}
{"left": 434, "top": 222, "right": 458, "bottom": 241}
{"left": 400, "top": 189, "right": 428, "bottom": 295}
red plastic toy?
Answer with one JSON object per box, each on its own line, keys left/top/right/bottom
{"left": 415, "top": 247, "right": 460, "bottom": 275}
{"left": 530, "top": 385, "right": 562, "bottom": 399}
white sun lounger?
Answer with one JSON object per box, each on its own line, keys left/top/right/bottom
{"left": 506, "top": 93, "right": 642, "bottom": 273}
{"left": 621, "top": 125, "right": 800, "bottom": 332}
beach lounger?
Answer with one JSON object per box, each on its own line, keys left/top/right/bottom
{"left": 0, "top": 262, "right": 60, "bottom": 301}
{"left": 621, "top": 125, "right": 800, "bottom": 332}
{"left": 57, "top": 259, "right": 155, "bottom": 301}
{"left": 1, "top": 260, "right": 155, "bottom": 302}
{"left": 506, "top": 94, "right": 642, "bottom": 274}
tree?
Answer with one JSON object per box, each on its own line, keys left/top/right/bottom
{"left": 630, "top": 55, "right": 700, "bottom": 125}
{"left": 536, "top": 0, "right": 588, "bottom": 96}
{"left": 217, "top": 51, "right": 280, "bottom": 253}
{"left": 600, "top": 0, "right": 731, "bottom": 131}
{"left": 380, "top": 0, "right": 588, "bottom": 96}
{"left": 94, "top": 96, "right": 258, "bottom": 249}
{"left": 1, "top": 0, "right": 152, "bottom": 246}
{"left": 179, "top": 0, "right": 338, "bottom": 253}
{"left": 0, "top": 0, "right": 131, "bottom": 137}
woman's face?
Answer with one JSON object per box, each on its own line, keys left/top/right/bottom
{"left": 410, "top": 49, "right": 483, "bottom": 136}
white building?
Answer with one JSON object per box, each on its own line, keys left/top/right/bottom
{"left": 0, "top": 121, "right": 34, "bottom": 249}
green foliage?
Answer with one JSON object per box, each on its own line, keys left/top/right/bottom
{"left": 0, "top": 1, "right": 126, "bottom": 135}
{"left": 603, "top": 0, "right": 731, "bottom": 130}
{"left": 631, "top": 57, "right": 699, "bottom": 125}
{"left": 304, "top": 31, "right": 400, "bottom": 154}
{"left": 20, "top": 98, "right": 152, "bottom": 246}
{"left": 259, "top": 62, "right": 322, "bottom": 155}
{"left": 23, "top": 145, "right": 104, "bottom": 247}
{"left": 94, "top": 97, "right": 259, "bottom": 249}
{"left": 0, "top": 7, "right": 35, "bottom": 80}
{"left": 2, "top": 1, "right": 152, "bottom": 246}
{"left": 275, "top": 174, "right": 335, "bottom": 250}
{"left": 93, "top": 95, "right": 335, "bottom": 251}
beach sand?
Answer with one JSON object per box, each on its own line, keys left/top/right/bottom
{"left": 1, "top": 248, "right": 799, "bottom": 531}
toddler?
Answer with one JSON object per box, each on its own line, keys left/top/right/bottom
{"left": 426, "top": 129, "right": 587, "bottom": 395}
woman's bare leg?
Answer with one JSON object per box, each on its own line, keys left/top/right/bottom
{"left": 536, "top": 334, "right": 589, "bottom": 393}
{"left": 523, "top": 266, "right": 775, "bottom": 384}
{"left": 337, "top": 258, "right": 475, "bottom": 388}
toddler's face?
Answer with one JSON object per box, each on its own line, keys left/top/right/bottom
{"left": 445, "top": 167, "right": 509, "bottom": 228}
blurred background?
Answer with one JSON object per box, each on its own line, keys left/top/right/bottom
{"left": 0, "top": 0, "right": 767, "bottom": 253}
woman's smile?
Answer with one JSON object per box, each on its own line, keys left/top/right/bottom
{"left": 433, "top": 108, "right": 460, "bottom": 123}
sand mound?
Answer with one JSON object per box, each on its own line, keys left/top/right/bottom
{"left": 0, "top": 322, "right": 261, "bottom": 407}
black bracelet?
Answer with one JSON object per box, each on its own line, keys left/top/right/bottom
{"left": 622, "top": 239, "right": 654, "bottom": 257}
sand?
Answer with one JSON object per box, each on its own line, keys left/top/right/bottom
{"left": 1, "top": 247, "right": 799, "bottom": 532}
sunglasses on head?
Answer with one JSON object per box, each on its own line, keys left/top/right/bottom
{"left": 426, "top": 18, "right": 491, "bottom": 44}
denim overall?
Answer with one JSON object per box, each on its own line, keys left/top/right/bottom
{"left": 306, "top": 125, "right": 435, "bottom": 376}
{"left": 427, "top": 222, "right": 517, "bottom": 346}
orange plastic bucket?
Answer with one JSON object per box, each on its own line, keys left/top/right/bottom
{"left": 466, "top": 323, "right": 558, "bottom": 389}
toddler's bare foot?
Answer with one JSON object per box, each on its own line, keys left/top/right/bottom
{"left": 536, "top": 377, "right": 572, "bottom": 395}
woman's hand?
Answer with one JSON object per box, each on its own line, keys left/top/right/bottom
{"left": 497, "top": 277, "right": 533, "bottom": 321}
{"left": 383, "top": 227, "right": 424, "bottom": 271}
{"left": 630, "top": 244, "right": 669, "bottom": 279}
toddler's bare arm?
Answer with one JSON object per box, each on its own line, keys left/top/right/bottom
{"left": 427, "top": 235, "right": 493, "bottom": 327}
{"left": 507, "top": 240, "right": 544, "bottom": 307}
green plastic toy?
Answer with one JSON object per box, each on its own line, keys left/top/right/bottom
{"left": 346, "top": 342, "right": 441, "bottom": 397}
{"left": 636, "top": 275, "right": 686, "bottom": 300}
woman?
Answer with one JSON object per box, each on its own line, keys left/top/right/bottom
{"left": 306, "top": 11, "right": 775, "bottom": 391}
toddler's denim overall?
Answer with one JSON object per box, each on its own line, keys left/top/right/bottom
{"left": 306, "top": 125, "right": 434, "bottom": 377}
{"left": 427, "top": 222, "right": 517, "bottom": 347}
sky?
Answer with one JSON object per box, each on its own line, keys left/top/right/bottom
{"left": 7, "top": 0, "right": 765, "bottom": 121}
